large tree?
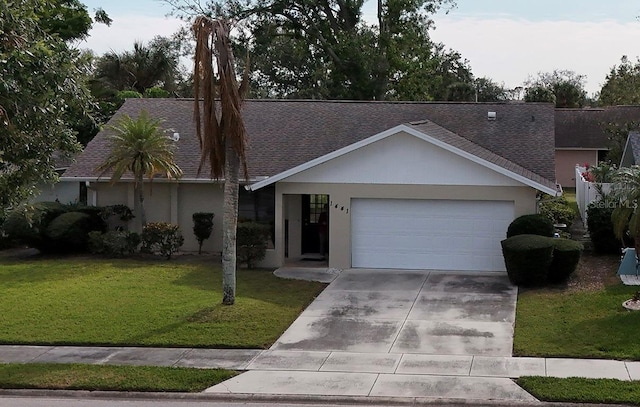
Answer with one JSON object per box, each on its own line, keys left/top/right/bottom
{"left": 165, "top": 0, "right": 471, "bottom": 101}
{"left": 192, "top": 17, "right": 249, "bottom": 305}
{"left": 599, "top": 56, "right": 640, "bottom": 106}
{"left": 524, "top": 70, "right": 587, "bottom": 108}
{"left": 0, "top": 0, "right": 95, "bottom": 217}
{"left": 96, "top": 111, "right": 182, "bottom": 229}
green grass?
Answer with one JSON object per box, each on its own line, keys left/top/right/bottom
{"left": 518, "top": 376, "right": 640, "bottom": 406}
{"left": 515, "top": 284, "right": 640, "bottom": 359}
{"left": 0, "top": 363, "right": 235, "bottom": 392}
{"left": 0, "top": 255, "right": 326, "bottom": 348}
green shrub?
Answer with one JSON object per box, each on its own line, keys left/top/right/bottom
{"left": 501, "top": 234, "right": 555, "bottom": 286}
{"left": 45, "top": 212, "right": 97, "bottom": 252}
{"left": 586, "top": 201, "right": 620, "bottom": 254}
{"left": 548, "top": 238, "right": 583, "bottom": 283}
{"left": 539, "top": 197, "right": 576, "bottom": 226}
{"left": 506, "top": 214, "right": 555, "bottom": 238}
{"left": 237, "top": 222, "right": 271, "bottom": 269}
{"left": 100, "top": 204, "right": 135, "bottom": 222}
{"left": 192, "top": 212, "right": 214, "bottom": 254}
{"left": 144, "top": 86, "right": 170, "bottom": 98}
{"left": 89, "top": 230, "right": 140, "bottom": 257}
{"left": 141, "top": 222, "right": 184, "bottom": 259}
{"left": 3, "top": 202, "right": 69, "bottom": 251}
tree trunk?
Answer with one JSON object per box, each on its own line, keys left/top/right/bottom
{"left": 222, "top": 138, "right": 240, "bottom": 305}
{"left": 135, "top": 172, "right": 147, "bottom": 231}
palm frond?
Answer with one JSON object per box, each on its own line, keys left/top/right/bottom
{"left": 192, "top": 16, "right": 248, "bottom": 180}
{"left": 95, "top": 110, "right": 182, "bottom": 185}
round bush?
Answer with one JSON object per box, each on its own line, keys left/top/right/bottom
{"left": 45, "top": 212, "right": 95, "bottom": 252}
{"left": 506, "top": 214, "right": 555, "bottom": 238}
{"left": 501, "top": 234, "right": 554, "bottom": 286}
{"left": 3, "top": 201, "right": 68, "bottom": 250}
{"left": 548, "top": 238, "right": 583, "bottom": 283}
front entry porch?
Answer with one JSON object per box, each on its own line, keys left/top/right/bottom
{"left": 283, "top": 194, "right": 330, "bottom": 266}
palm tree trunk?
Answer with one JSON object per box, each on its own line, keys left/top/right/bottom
{"left": 222, "top": 139, "right": 240, "bottom": 305}
{"left": 136, "top": 172, "right": 147, "bottom": 230}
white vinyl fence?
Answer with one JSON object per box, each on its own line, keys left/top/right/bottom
{"left": 575, "top": 165, "right": 612, "bottom": 226}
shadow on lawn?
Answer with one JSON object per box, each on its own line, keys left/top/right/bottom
{"left": 173, "top": 266, "right": 327, "bottom": 307}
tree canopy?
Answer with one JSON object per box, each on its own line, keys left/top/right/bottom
{"left": 599, "top": 56, "right": 640, "bottom": 106}
{"left": 524, "top": 70, "right": 587, "bottom": 108}
{"left": 0, "top": 0, "right": 94, "bottom": 217}
{"left": 165, "top": 0, "right": 474, "bottom": 101}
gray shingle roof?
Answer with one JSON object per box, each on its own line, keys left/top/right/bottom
{"left": 556, "top": 106, "right": 640, "bottom": 149}
{"left": 409, "top": 120, "right": 557, "bottom": 191}
{"left": 64, "top": 99, "right": 556, "bottom": 183}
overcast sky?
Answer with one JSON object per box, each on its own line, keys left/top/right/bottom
{"left": 80, "top": 0, "right": 640, "bottom": 95}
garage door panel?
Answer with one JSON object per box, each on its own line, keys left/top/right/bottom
{"left": 351, "top": 199, "right": 513, "bottom": 271}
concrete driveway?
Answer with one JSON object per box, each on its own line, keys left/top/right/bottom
{"left": 272, "top": 269, "right": 517, "bottom": 356}
{"left": 206, "top": 269, "right": 533, "bottom": 401}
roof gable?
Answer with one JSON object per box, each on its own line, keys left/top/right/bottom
{"left": 249, "top": 123, "right": 557, "bottom": 195}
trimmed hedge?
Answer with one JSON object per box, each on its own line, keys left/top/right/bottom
{"left": 45, "top": 212, "right": 94, "bottom": 252}
{"left": 89, "top": 230, "right": 140, "bottom": 257}
{"left": 586, "top": 202, "right": 621, "bottom": 254}
{"left": 501, "top": 234, "right": 555, "bottom": 286}
{"left": 548, "top": 238, "right": 583, "bottom": 283}
{"left": 237, "top": 222, "right": 271, "bottom": 269}
{"left": 192, "top": 212, "right": 214, "bottom": 254}
{"left": 506, "top": 214, "right": 555, "bottom": 238}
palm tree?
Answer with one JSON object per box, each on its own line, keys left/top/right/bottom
{"left": 611, "top": 166, "right": 640, "bottom": 254}
{"left": 96, "top": 110, "right": 182, "bottom": 229}
{"left": 93, "top": 38, "right": 179, "bottom": 94}
{"left": 192, "top": 17, "right": 249, "bottom": 305}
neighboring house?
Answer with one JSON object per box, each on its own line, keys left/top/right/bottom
{"left": 620, "top": 131, "right": 640, "bottom": 167}
{"left": 555, "top": 106, "right": 640, "bottom": 188}
{"left": 62, "top": 99, "right": 558, "bottom": 272}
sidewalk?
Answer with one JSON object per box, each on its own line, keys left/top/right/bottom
{"left": 2, "top": 345, "right": 639, "bottom": 401}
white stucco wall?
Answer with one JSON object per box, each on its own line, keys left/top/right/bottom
{"left": 91, "top": 181, "right": 279, "bottom": 267}
{"left": 285, "top": 132, "right": 523, "bottom": 187}
{"left": 278, "top": 183, "right": 537, "bottom": 270}
{"left": 32, "top": 181, "right": 80, "bottom": 204}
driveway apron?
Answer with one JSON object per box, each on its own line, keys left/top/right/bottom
{"left": 272, "top": 269, "right": 517, "bottom": 356}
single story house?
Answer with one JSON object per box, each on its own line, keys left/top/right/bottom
{"left": 62, "top": 99, "right": 558, "bottom": 272}
{"left": 555, "top": 106, "right": 640, "bottom": 187}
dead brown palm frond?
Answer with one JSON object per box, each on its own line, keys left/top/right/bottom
{"left": 192, "top": 16, "right": 249, "bottom": 180}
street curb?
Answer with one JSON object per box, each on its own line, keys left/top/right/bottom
{"left": 0, "top": 389, "right": 632, "bottom": 407}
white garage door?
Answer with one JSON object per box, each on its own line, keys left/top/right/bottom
{"left": 351, "top": 199, "right": 514, "bottom": 271}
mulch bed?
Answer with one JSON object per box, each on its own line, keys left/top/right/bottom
{"left": 566, "top": 251, "right": 620, "bottom": 292}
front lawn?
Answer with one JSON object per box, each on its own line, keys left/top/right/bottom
{"left": 0, "top": 363, "right": 235, "bottom": 392}
{"left": 518, "top": 376, "right": 640, "bottom": 406}
{"left": 514, "top": 252, "right": 640, "bottom": 359}
{"left": 0, "top": 253, "right": 325, "bottom": 348}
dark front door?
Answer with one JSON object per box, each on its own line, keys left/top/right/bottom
{"left": 301, "top": 194, "right": 328, "bottom": 254}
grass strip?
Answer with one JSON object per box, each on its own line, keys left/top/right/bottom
{"left": 0, "top": 363, "right": 236, "bottom": 392}
{"left": 518, "top": 376, "right": 640, "bottom": 406}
